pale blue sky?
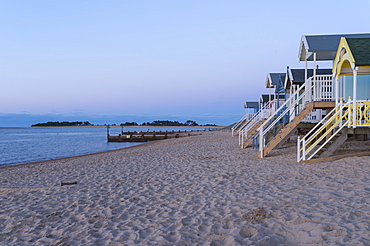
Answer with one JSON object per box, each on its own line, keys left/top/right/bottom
{"left": 1, "top": 0, "right": 369, "bottom": 126}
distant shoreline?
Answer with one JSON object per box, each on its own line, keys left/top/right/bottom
{"left": 0, "top": 125, "right": 224, "bottom": 130}
{"left": 1, "top": 126, "right": 223, "bottom": 168}
{"left": 0, "top": 127, "right": 32, "bottom": 129}
{"left": 0, "top": 139, "right": 148, "bottom": 169}
{"left": 25, "top": 125, "right": 224, "bottom": 128}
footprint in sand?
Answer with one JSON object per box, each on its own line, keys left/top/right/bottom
{"left": 223, "top": 220, "right": 234, "bottom": 229}
{"left": 291, "top": 217, "right": 310, "bottom": 225}
{"left": 239, "top": 228, "right": 258, "bottom": 238}
{"left": 323, "top": 229, "right": 346, "bottom": 239}
{"left": 93, "top": 220, "right": 105, "bottom": 229}
{"left": 210, "top": 239, "right": 224, "bottom": 246}
{"left": 139, "top": 228, "right": 153, "bottom": 239}
{"left": 323, "top": 225, "right": 337, "bottom": 231}
{"left": 181, "top": 216, "right": 194, "bottom": 226}
{"left": 164, "top": 231, "right": 181, "bottom": 242}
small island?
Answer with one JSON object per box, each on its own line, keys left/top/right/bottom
{"left": 31, "top": 121, "right": 93, "bottom": 127}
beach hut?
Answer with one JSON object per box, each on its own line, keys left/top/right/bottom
{"left": 252, "top": 34, "right": 370, "bottom": 158}
{"left": 266, "top": 73, "right": 286, "bottom": 110}
{"left": 232, "top": 73, "right": 285, "bottom": 138}
{"left": 259, "top": 94, "right": 285, "bottom": 113}
{"left": 244, "top": 101, "right": 260, "bottom": 111}
{"left": 285, "top": 67, "right": 333, "bottom": 92}
{"left": 333, "top": 37, "right": 370, "bottom": 105}
{"left": 237, "top": 73, "right": 286, "bottom": 147}
{"left": 285, "top": 67, "right": 333, "bottom": 122}
{"left": 250, "top": 67, "right": 334, "bottom": 157}
{"left": 238, "top": 33, "right": 370, "bottom": 159}
{"left": 297, "top": 37, "right": 370, "bottom": 162}
{"left": 235, "top": 95, "right": 275, "bottom": 147}
{"left": 244, "top": 101, "right": 260, "bottom": 119}
{"left": 231, "top": 101, "right": 260, "bottom": 136}
{"left": 298, "top": 33, "right": 370, "bottom": 101}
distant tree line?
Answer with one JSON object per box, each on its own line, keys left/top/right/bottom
{"left": 120, "top": 120, "right": 200, "bottom": 126}
{"left": 31, "top": 120, "right": 218, "bottom": 127}
{"left": 120, "top": 122, "right": 139, "bottom": 126}
{"left": 32, "top": 121, "right": 93, "bottom": 127}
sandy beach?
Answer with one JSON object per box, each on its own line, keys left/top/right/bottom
{"left": 1, "top": 130, "right": 370, "bottom": 245}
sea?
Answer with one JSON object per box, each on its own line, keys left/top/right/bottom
{"left": 0, "top": 126, "right": 216, "bottom": 167}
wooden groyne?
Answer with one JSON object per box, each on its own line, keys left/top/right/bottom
{"left": 107, "top": 129, "right": 214, "bottom": 142}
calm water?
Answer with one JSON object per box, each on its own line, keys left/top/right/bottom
{"left": 0, "top": 126, "right": 215, "bottom": 167}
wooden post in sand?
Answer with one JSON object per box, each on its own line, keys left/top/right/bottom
{"left": 105, "top": 125, "right": 111, "bottom": 142}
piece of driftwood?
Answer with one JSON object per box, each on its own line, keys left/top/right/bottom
{"left": 61, "top": 181, "right": 78, "bottom": 186}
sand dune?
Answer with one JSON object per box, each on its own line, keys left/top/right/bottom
{"left": 1, "top": 131, "right": 370, "bottom": 245}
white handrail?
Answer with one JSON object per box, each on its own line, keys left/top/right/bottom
{"left": 256, "top": 82, "right": 308, "bottom": 154}
{"left": 262, "top": 83, "right": 308, "bottom": 136}
{"left": 312, "top": 75, "right": 333, "bottom": 101}
{"left": 240, "top": 103, "right": 271, "bottom": 135}
{"left": 297, "top": 101, "right": 350, "bottom": 161}
{"left": 256, "top": 75, "right": 333, "bottom": 157}
{"left": 231, "top": 113, "right": 250, "bottom": 136}
{"left": 239, "top": 102, "right": 273, "bottom": 146}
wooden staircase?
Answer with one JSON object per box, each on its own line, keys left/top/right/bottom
{"left": 261, "top": 102, "right": 315, "bottom": 157}
{"left": 265, "top": 123, "right": 286, "bottom": 144}
{"left": 299, "top": 127, "right": 370, "bottom": 163}
{"left": 314, "top": 128, "right": 348, "bottom": 158}
{"left": 232, "top": 120, "right": 249, "bottom": 136}
{"left": 241, "top": 119, "right": 266, "bottom": 148}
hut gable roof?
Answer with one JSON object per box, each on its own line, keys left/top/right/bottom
{"left": 244, "top": 101, "right": 259, "bottom": 109}
{"left": 333, "top": 37, "right": 370, "bottom": 78}
{"left": 299, "top": 33, "right": 370, "bottom": 61}
{"left": 260, "top": 94, "right": 284, "bottom": 103}
{"left": 346, "top": 38, "right": 370, "bottom": 66}
{"left": 266, "top": 73, "right": 286, "bottom": 93}
{"left": 287, "top": 68, "right": 332, "bottom": 85}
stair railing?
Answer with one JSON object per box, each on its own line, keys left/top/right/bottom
{"left": 297, "top": 100, "right": 350, "bottom": 162}
{"left": 238, "top": 102, "right": 273, "bottom": 147}
{"left": 312, "top": 75, "right": 333, "bottom": 101}
{"left": 231, "top": 113, "right": 255, "bottom": 136}
{"left": 256, "top": 75, "right": 334, "bottom": 158}
{"left": 256, "top": 82, "right": 309, "bottom": 156}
